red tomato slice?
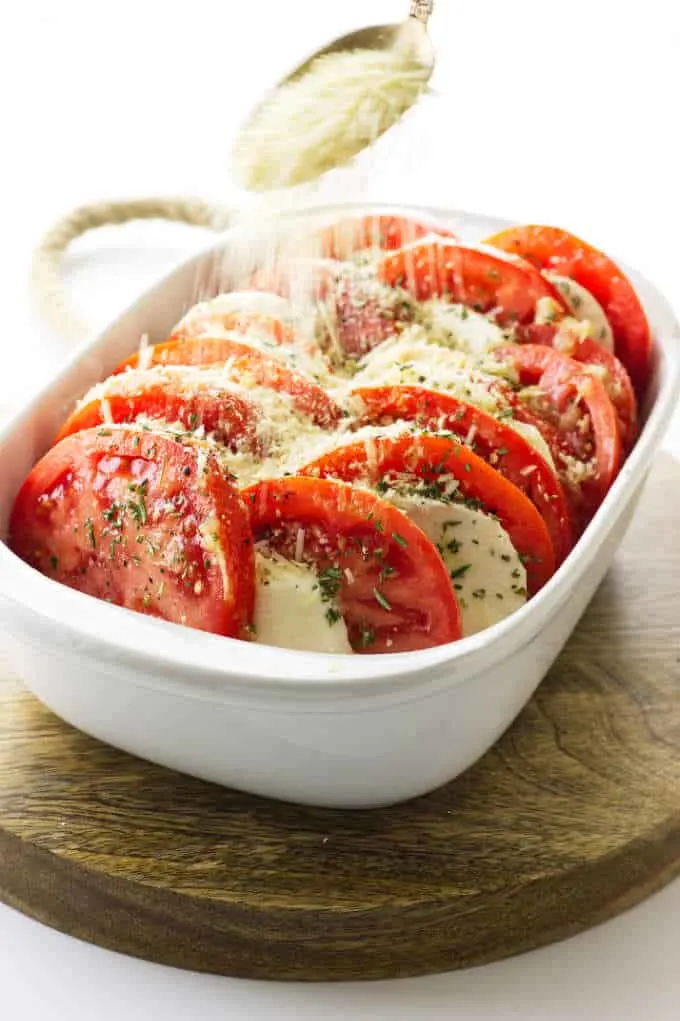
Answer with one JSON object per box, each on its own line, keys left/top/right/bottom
{"left": 319, "top": 214, "right": 457, "bottom": 260}
{"left": 113, "top": 337, "right": 342, "bottom": 429}
{"left": 486, "top": 225, "right": 652, "bottom": 396}
{"left": 352, "top": 386, "right": 574, "bottom": 565}
{"left": 244, "top": 475, "right": 462, "bottom": 654}
{"left": 55, "top": 375, "right": 263, "bottom": 451}
{"left": 172, "top": 311, "right": 294, "bottom": 345}
{"left": 549, "top": 331, "right": 638, "bottom": 451}
{"left": 329, "top": 268, "right": 414, "bottom": 358}
{"left": 299, "top": 433, "right": 556, "bottom": 595}
{"left": 377, "top": 240, "right": 568, "bottom": 333}
{"left": 493, "top": 344, "right": 623, "bottom": 525}
{"left": 9, "top": 428, "right": 256, "bottom": 638}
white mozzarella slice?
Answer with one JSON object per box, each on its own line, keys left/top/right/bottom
{"left": 254, "top": 552, "right": 352, "bottom": 654}
{"left": 506, "top": 420, "right": 556, "bottom": 472}
{"left": 391, "top": 494, "right": 527, "bottom": 637}
{"left": 421, "top": 300, "right": 508, "bottom": 356}
{"left": 283, "top": 420, "right": 409, "bottom": 478}
{"left": 545, "top": 274, "right": 614, "bottom": 350}
{"left": 352, "top": 328, "right": 504, "bottom": 413}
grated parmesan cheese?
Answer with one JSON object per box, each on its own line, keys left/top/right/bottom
{"left": 231, "top": 48, "right": 431, "bottom": 192}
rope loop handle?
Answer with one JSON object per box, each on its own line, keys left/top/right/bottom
{"left": 31, "top": 196, "right": 234, "bottom": 346}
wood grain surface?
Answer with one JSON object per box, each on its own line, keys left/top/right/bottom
{"left": 0, "top": 455, "right": 679, "bottom": 982}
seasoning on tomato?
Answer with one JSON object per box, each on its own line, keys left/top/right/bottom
{"left": 9, "top": 428, "right": 256, "bottom": 638}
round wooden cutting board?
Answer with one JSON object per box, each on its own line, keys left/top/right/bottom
{"left": 0, "top": 455, "right": 679, "bottom": 982}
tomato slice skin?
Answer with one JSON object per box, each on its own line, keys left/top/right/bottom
{"left": 494, "top": 344, "right": 623, "bottom": 525}
{"left": 244, "top": 476, "right": 462, "bottom": 654}
{"left": 376, "top": 240, "right": 568, "bottom": 331}
{"left": 299, "top": 433, "right": 556, "bottom": 595}
{"left": 352, "top": 386, "right": 574, "bottom": 566}
{"left": 486, "top": 225, "right": 652, "bottom": 396}
{"left": 171, "top": 311, "right": 294, "bottom": 345}
{"left": 9, "top": 428, "right": 256, "bottom": 638}
{"left": 113, "top": 337, "right": 342, "bottom": 429}
{"left": 549, "top": 332, "right": 638, "bottom": 451}
{"left": 55, "top": 378, "right": 263, "bottom": 451}
{"left": 320, "top": 214, "right": 457, "bottom": 260}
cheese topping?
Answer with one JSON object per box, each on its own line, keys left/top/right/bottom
{"left": 419, "top": 300, "right": 508, "bottom": 355}
{"left": 349, "top": 328, "right": 552, "bottom": 465}
{"left": 231, "top": 48, "right": 431, "bottom": 192}
{"left": 176, "top": 291, "right": 293, "bottom": 333}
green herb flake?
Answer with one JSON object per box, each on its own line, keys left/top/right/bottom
{"left": 373, "top": 587, "right": 392, "bottom": 611}
{"left": 325, "top": 606, "right": 342, "bottom": 626}
{"left": 318, "top": 566, "right": 343, "bottom": 603}
{"left": 127, "top": 482, "right": 148, "bottom": 527}
{"left": 85, "top": 518, "right": 96, "bottom": 549}
{"left": 450, "top": 563, "right": 472, "bottom": 580}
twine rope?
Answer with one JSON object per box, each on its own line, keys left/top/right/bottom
{"left": 30, "top": 196, "right": 234, "bottom": 346}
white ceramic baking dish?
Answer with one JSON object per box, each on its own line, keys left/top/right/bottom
{"left": 1, "top": 204, "right": 678, "bottom": 809}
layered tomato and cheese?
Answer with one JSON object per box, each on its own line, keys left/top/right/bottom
{"left": 9, "top": 216, "right": 652, "bottom": 656}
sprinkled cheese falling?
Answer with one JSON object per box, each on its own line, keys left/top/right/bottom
{"left": 392, "top": 494, "right": 528, "bottom": 636}
{"left": 172, "top": 293, "right": 292, "bottom": 352}
{"left": 253, "top": 551, "right": 352, "bottom": 654}
{"left": 231, "top": 49, "right": 431, "bottom": 192}
{"left": 171, "top": 293, "right": 334, "bottom": 383}
{"left": 137, "top": 333, "right": 152, "bottom": 371}
{"left": 177, "top": 291, "right": 293, "bottom": 330}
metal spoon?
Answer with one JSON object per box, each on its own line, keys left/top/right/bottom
{"left": 276, "top": 1, "right": 436, "bottom": 87}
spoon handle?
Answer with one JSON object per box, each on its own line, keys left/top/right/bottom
{"left": 409, "top": 0, "right": 434, "bottom": 24}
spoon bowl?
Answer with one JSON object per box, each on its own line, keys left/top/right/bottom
{"left": 280, "top": 19, "right": 434, "bottom": 87}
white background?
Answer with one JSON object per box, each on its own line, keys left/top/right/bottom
{"left": 1, "top": 1, "right": 680, "bottom": 1017}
